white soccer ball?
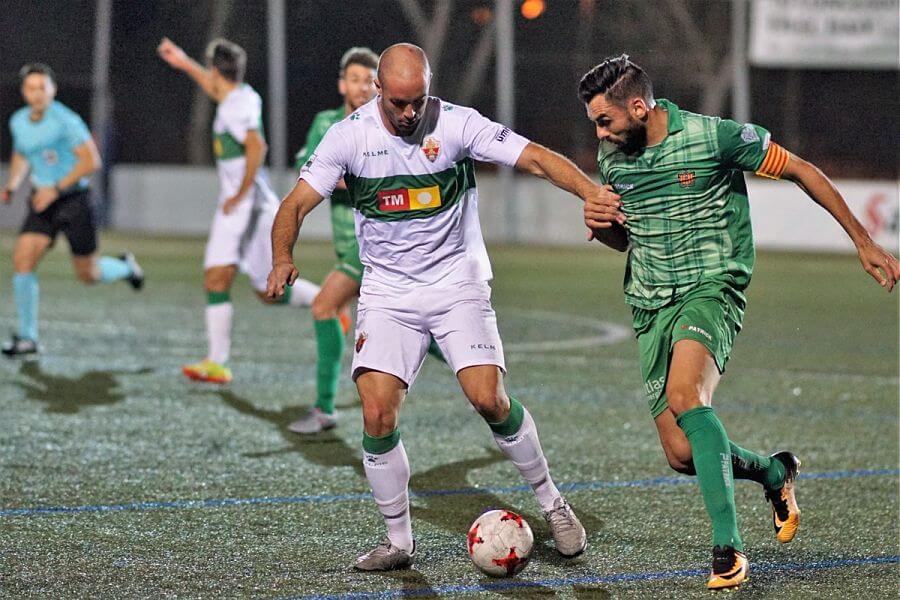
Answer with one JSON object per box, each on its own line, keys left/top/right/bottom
{"left": 467, "top": 509, "right": 534, "bottom": 577}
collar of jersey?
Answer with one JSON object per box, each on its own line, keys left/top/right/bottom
{"left": 655, "top": 98, "right": 684, "bottom": 136}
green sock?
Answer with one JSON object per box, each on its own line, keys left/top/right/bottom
{"left": 314, "top": 318, "right": 344, "bottom": 414}
{"left": 487, "top": 397, "right": 525, "bottom": 436}
{"left": 730, "top": 442, "right": 785, "bottom": 490}
{"left": 676, "top": 406, "right": 743, "bottom": 551}
{"left": 362, "top": 429, "right": 400, "bottom": 454}
{"left": 426, "top": 337, "right": 446, "bottom": 363}
{"left": 277, "top": 285, "right": 292, "bottom": 305}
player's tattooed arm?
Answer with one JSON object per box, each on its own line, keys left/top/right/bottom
{"left": 781, "top": 151, "right": 899, "bottom": 292}
{"left": 266, "top": 180, "right": 326, "bottom": 299}
{"left": 587, "top": 223, "right": 629, "bottom": 252}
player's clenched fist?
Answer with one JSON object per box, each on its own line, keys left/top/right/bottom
{"left": 583, "top": 184, "right": 624, "bottom": 230}
{"left": 267, "top": 262, "right": 299, "bottom": 299}
{"left": 157, "top": 38, "right": 188, "bottom": 70}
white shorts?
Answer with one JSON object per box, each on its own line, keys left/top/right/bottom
{"left": 204, "top": 185, "right": 277, "bottom": 292}
{"left": 351, "top": 281, "right": 505, "bottom": 387}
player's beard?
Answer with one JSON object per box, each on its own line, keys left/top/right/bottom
{"left": 616, "top": 117, "right": 648, "bottom": 156}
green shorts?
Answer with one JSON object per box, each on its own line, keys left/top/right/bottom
{"left": 631, "top": 280, "right": 747, "bottom": 419}
{"left": 332, "top": 202, "right": 363, "bottom": 284}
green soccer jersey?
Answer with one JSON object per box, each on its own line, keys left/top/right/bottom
{"left": 295, "top": 107, "right": 357, "bottom": 264}
{"left": 296, "top": 107, "right": 350, "bottom": 207}
{"left": 598, "top": 99, "right": 772, "bottom": 310}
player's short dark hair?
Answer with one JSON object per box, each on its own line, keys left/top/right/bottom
{"left": 205, "top": 38, "right": 246, "bottom": 82}
{"left": 18, "top": 62, "right": 56, "bottom": 86}
{"left": 577, "top": 54, "right": 653, "bottom": 106}
{"left": 340, "top": 47, "right": 378, "bottom": 75}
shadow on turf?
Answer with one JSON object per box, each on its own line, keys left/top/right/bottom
{"left": 217, "top": 390, "right": 605, "bottom": 569}
{"left": 11, "top": 360, "right": 152, "bottom": 414}
{"left": 216, "top": 390, "right": 365, "bottom": 474}
{"left": 410, "top": 450, "right": 605, "bottom": 568}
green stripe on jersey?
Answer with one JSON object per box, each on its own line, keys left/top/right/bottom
{"left": 345, "top": 158, "right": 476, "bottom": 221}
{"left": 213, "top": 114, "right": 266, "bottom": 161}
{"left": 599, "top": 99, "right": 762, "bottom": 310}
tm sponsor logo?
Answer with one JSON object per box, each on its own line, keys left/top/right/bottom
{"left": 470, "top": 343, "right": 497, "bottom": 350}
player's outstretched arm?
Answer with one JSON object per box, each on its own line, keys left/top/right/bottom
{"left": 157, "top": 37, "right": 218, "bottom": 101}
{"left": 515, "top": 142, "right": 628, "bottom": 251}
{"left": 2, "top": 152, "right": 29, "bottom": 203}
{"left": 781, "top": 152, "right": 899, "bottom": 292}
{"left": 266, "top": 179, "right": 326, "bottom": 299}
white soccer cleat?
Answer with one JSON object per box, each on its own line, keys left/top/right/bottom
{"left": 353, "top": 538, "right": 416, "bottom": 571}
{"left": 287, "top": 408, "right": 338, "bottom": 434}
{"left": 543, "top": 497, "right": 587, "bottom": 557}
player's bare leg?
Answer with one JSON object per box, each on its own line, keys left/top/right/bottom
{"left": 354, "top": 369, "right": 415, "bottom": 571}
{"left": 70, "top": 252, "right": 143, "bottom": 289}
{"left": 288, "top": 270, "right": 358, "bottom": 434}
{"left": 458, "top": 364, "right": 586, "bottom": 557}
{"left": 4, "top": 233, "right": 52, "bottom": 356}
{"left": 183, "top": 265, "right": 237, "bottom": 383}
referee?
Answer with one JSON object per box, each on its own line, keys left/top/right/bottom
{"left": 2, "top": 63, "right": 143, "bottom": 357}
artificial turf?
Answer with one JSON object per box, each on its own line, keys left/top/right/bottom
{"left": 1, "top": 233, "right": 897, "bottom": 598}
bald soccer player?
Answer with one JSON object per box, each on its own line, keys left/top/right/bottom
{"left": 268, "top": 43, "right": 621, "bottom": 570}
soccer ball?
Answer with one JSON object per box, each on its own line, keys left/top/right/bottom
{"left": 467, "top": 509, "right": 534, "bottom": 577}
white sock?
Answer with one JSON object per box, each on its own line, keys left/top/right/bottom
{"left": 288, "top": 278, "right": 320, "bottom": 307}
{"left": 363, "top": 441, "right": 413, "bottom": 552}
{"left": 492, "top": 407, "right": 562, "bottom": 512}
{"left": 206, "top": 302, "right": 233, "bottom": 364}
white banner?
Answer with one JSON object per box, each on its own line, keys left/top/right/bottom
{"left": 750, "top": 0, "right": 900, "bottom": 69}
{"left": 747, "top": 179, "right": 899, "bottom": 252}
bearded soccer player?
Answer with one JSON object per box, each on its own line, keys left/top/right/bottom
{"left": 578, "top": 55, "right": 899, "bottom": 590}
{"left": 157, "top": 37, "right": 319, "bottom": 383}
{"left": 268, "top": 43, "right": 623, "bottom": 569}
{"left": 2, "top": 63, "right": 143, "bottom": 357}
{"left": 288, "top": 47, "right": 445, "bottom": 435}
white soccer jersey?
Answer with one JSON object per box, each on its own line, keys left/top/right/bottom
{"left": 299, "top": 97, "right": 529, "bottom": 290}
{"left": 212, "top": 84, "right": 277, "bottom": 205}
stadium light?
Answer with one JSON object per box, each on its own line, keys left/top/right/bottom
{"left": 520, "top": 0, "right": 545, "bottom": 20}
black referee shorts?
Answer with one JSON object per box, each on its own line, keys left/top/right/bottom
{"left": 20, "top": 188, "right": 98, "bottom": 256}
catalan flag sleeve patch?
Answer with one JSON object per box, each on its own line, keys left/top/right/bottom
{"left": 755, "top": 142, "right": 789, "bottom": 180}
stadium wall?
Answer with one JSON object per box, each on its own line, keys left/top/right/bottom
{"left": 0, "top": 165, "right": 896, "bottom": 253}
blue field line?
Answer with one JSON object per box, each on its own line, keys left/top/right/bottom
{"left": 2, "top": 467, "right": 897, "bottom": 519}
{"left": 290, "top": 555, "right": 900, "bottom": 600}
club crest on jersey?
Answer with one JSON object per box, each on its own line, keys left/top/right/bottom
{"left": 677, "top": 170, "right": 696, "bottom": 187}
{"left": 422, "top": 137, "right": 440, "bottom": 162}
{"left": 355, "top": 332, "right": 367, "bottom": 353}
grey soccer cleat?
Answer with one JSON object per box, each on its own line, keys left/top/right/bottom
{"left": 287, "top": 408, "right": 338, "bottom": 435}
{"left": 353, "top": 538, "right": 416, "bottom": 571}
{"left": 543, "top": 497, "right": 587, "bottom": 557}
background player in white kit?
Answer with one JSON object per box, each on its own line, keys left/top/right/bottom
{"left": 158, "top": 37, "right": 319, "bottom": 384}
{"left": 269, "top": 44, "right": 621, "bottom": 570}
